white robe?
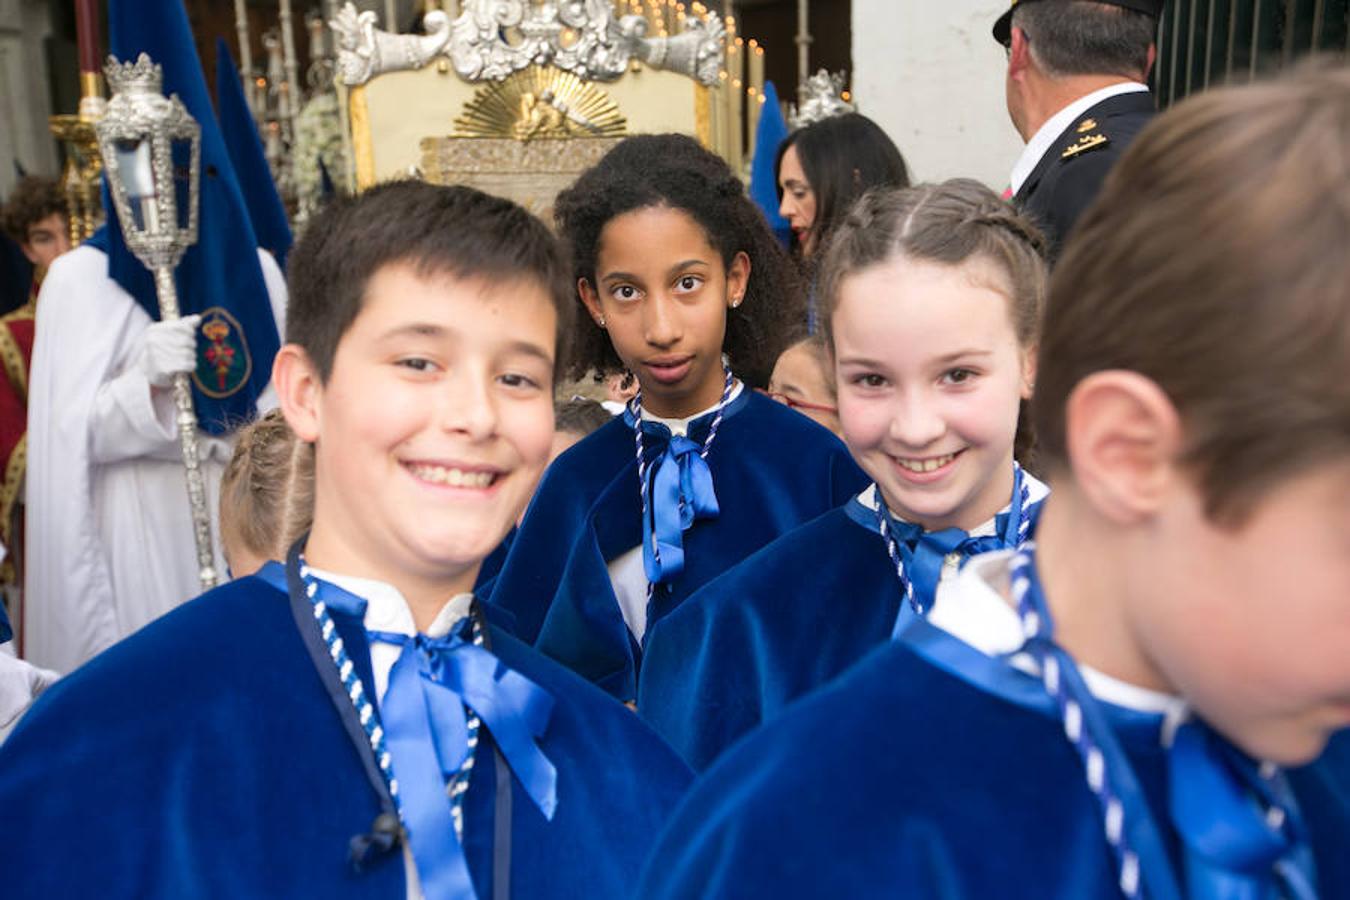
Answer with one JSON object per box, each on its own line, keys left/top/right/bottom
{"left": 22, "top": 244, "right": 287, "bottom": 674}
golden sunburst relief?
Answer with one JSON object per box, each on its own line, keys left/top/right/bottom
{"left": 453, "top": 65, "right": 628, "bottom": 141}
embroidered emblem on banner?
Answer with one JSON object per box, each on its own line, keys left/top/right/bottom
{"left": 1076, "top": 118, "right": 1098, "bottom": 133}
{"left": 193, "top": 306, "right": 253, "bottom": 399}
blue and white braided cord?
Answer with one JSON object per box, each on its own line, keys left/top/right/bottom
{"left": 300, "top": 558, "right": 484, "bottom": 843}
{"left": 1009, "top": 550, "right": 1143, "bottom": 900}
{"left": 445, "top": 632, "right": 484, "bottom": 841}
{"left": 873, "top": 503, "right": 920, "bottom": 615}
{"left": 631, "top": 366, "right": 734, "bottom": 605}
{"left": 875, "top": 463, "right": 1033, "bottom": 617}
{"left": 1015, "top": 466, "right": 1033, "bottom": 545}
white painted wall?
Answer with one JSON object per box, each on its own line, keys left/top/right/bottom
{"left": 852, "top": 0, "right": 1024, "bottom": 190}
{"left": 0, "top": 0, "right": 58, "bottom": 197}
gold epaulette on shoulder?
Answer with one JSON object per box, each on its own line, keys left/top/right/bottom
{"left": 1062, "top": 130, "right": 1109, "bottom": 160}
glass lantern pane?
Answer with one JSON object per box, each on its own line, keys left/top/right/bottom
{"left": 114, "top": 138, "right": 155, "bottom": 232}
{"left": 170, "top": 138, "right": 195, "bottom": 232}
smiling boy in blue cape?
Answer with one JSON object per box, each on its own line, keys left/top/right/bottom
{"left": 0, "top": 180, "right": 692, "bottom": 899}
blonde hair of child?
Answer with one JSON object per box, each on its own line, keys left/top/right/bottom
{"left": 219, "top": 408, "right": 315, "bottom": 563}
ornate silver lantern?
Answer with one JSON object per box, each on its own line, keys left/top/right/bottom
{"left": 95, "top": 52, "right": 218, "bottom": 590}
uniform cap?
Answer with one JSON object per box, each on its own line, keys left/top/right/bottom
{"left": 993, "top": 0, "right": 1165, "bottom": 46}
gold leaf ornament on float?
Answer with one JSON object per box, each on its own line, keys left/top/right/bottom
{"left": 453, "top": 66, "right": 628, "bottom": 141}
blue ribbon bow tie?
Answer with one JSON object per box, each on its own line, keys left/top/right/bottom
{"left": 1169, "top": 721, "right": 1318, "bottom": 900}
{"left": 369, "top": 628, "right": 558, "bottom": 900}
{"left": 641, "top": 431, "right": 720, "bottom": 585}
{"left": 890, "top": 521, "right": 1008, "bottom": 607}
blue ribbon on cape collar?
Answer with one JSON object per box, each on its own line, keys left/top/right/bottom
{"left": 366, "top": 628, "right": 558, "bottom": 822}
{"left": 890, "top": 522, "right": 1009, "bottom": 612}
{"left": 299, "top": 572, "right": 557, "bottom": 900}
{"left": 1167, "top": 722, "right": 1318, "bottom": 900}
{"left": 637, "top": 429, "right": 719, "bottom": 584}
{"left": 1008, "top": 549, "right": 1317, "bottom": 900}
{"left": 623, "top": 392, "right": 747, "bottom": 585}
{"left": 852, "top": 466, "right": 1034, "bottom": 620}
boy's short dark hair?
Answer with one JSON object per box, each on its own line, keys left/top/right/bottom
{"left": 1033, "top": 64, "right": 1350, "bottom": 523}
{"left": 1013, "top": 1, "right": 1158, "bottom": 80}
{"left": 286, "top": 180, "right": 574, "bottom": 381}
{"left": 1, "top": 176, "right": 67, "bottom": 244}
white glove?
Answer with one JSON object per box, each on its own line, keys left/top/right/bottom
{"left": 136, "top": 314, "right": 201, "bottom": 388}
{"left": 0, "top": 653, "right": 60, "bottom": 742}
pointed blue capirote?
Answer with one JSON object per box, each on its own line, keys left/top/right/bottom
{"left": 214, "top": 38, "right": 291, "bottom": 271}
{"left": 92, "top": 0, "right": 281, "bottom": 435}
{"left": 748, "top": 80, "right": 791, "bottom": 247}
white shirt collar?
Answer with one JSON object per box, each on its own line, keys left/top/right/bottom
{"left": 639, "top": 379, "right": 744, "bottom": 437}
{"left": 855, "top": 471, "right": 1051, "bottom": 538}
{"left": 306, "top": 567, "right": 473, "bottom": 639}
{"left": 930, "top": 551, "right": 1190, "bottom": 733}
{"left": 1009, "top": 82, "right": 1150, "bottom": 195}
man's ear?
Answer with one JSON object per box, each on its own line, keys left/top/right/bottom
{"left": 1008, "top": 26, "right": 1034, "bottom": 79}
{"left": 1064, "top": 370, "right": 1182, "bottom": 525}
{"left": 1144, "top": 42, "right": 1158, "bottom": 81}
{"left": 271, "top": 344, "right": 323, "bottom": 443}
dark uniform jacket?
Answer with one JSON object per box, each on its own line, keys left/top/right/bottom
{"left": 1015, "top": 89, "right": 1157, "bottom": 260}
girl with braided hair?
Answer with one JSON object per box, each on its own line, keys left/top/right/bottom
{"left": 218, "top": 408, "right": 315, "bottom": 578}
{"left": 486, "top": 134, "right": 865, "bottom": 703}
{"left": 639, "top": 179, "right": 1050, "bottom": 770}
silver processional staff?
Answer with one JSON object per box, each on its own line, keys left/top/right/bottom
{"left": 95, "top": 52, "right": 218, "bottom": 590}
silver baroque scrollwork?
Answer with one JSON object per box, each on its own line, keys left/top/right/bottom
{"left": 788, "top": 69, "right": 856, "bottom": 129}
{"left": 618, "top": 13, "right": 725, "bottom": 88}
{"left": 329, "top": 0, "right": 725, "bottom": 87}
{"left": 330, "top": 2, "right": 452, "bottom": 86}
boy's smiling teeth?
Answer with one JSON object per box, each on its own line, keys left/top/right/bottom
{"left": 407, "top": 463, "right": 497, "bottom": 488}
{"left": 894, "top": 452, "right": 956, "bottom": 473}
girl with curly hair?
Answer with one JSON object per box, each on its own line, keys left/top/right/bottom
{"left": 487, "top": 134, "right": 865, "bottom": 702}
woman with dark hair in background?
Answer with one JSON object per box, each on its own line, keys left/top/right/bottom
{"left": 777, "top": 113, "right": 911, "bottom": 332}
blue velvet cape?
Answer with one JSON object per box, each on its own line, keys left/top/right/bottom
{"left": 486, "top": 390, "right": 866, "bottom": 701}
{"left": 637, "top": 620, "right": 1350, "bottom": 899}
{"left": 640, "top": 491, "right": 1048, "bottom": 770}
{"left": 638, "top": 502, "right": 896, "bottom": 770}
{"left": 0, "top": 574, "right": 693, "bottom": 899}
